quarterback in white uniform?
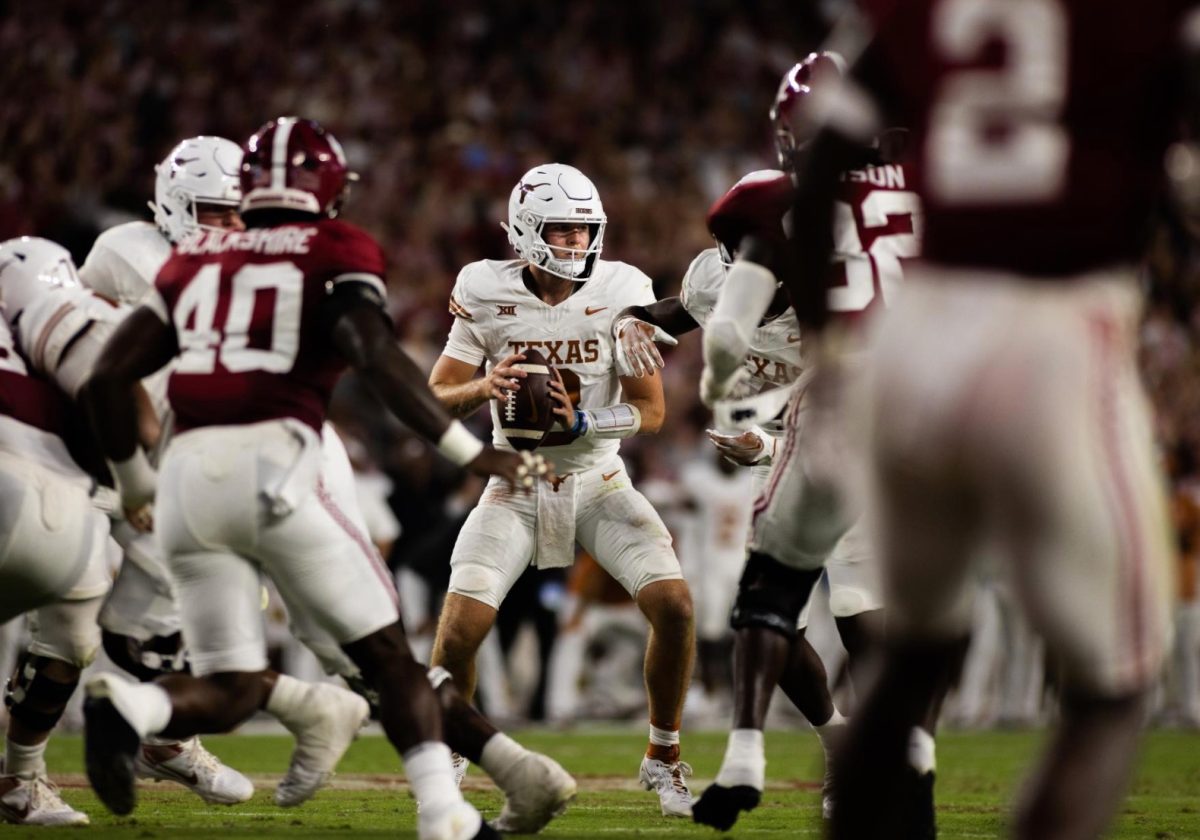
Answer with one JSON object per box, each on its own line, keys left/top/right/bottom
{"left": 429, "top": 164, "right": 697, "bottom": 818}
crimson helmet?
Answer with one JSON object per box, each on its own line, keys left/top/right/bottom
{"left": 769, "top": 52, "right": 847, "bottom": 172}
{"left": 240, "top": 117, "right": 353, "bottom": 217}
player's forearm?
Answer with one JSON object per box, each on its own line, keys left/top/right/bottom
{"left": 626, "top": 395, "right": 664, "bottom": 435}
{"left": 704, "top": 259, "right": 775, "bottom": 383}
{"left": 617, "top": 299, "right": 698, "bottom": 339}
{"left": 430, "top": 378, "right": 491, "bottom": 419}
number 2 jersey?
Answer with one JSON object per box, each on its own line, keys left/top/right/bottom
{"left": 846, "top": 0, "right": 1197, "bottom": 276}
{"left": 148, "top": 220, "right": 387, "bottom": 433}
{"left": 442, "top": 258, "right": 656, "bottom": 474}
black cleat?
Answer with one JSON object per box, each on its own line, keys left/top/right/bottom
{"left": 900, "top": 768, "right": 937, "bottom": 840}
{"left": 473, "top": 821, "right": 501, "bottom": 839}
{"left": 82, "top": 687, "right": 141, "bottom": 816}
{"left": 692, "top": 783, "right": 762, "bottom": 831}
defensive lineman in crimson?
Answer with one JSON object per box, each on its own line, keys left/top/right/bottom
{"left": 428, "top": 163, "right": 697, "bottom": 817}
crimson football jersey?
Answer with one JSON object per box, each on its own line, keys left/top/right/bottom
{"left": 710, "top": 166, "right": 920, "bottom": 318}
{"left": 850, "top": 0, "right": 1198, "bottom": 275}
{"left": 150, "top": 220, "right": 386, "bottom": 433}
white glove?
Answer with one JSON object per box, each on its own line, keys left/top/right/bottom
{"left": 706, "top": 426, "right": 777, "bottom": 466}
{"left": 613, "top": 317, "right": 678, "bottom": 378}
{"left": 700, "top": 365, "right": 749, "bottom": 408}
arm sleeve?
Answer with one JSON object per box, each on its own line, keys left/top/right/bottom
{"left": 79, "top": 243, "right": 142, "bottom": 305}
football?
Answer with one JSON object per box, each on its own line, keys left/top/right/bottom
{"left": 498, "top": 348, "right": 557, "bottom": 451}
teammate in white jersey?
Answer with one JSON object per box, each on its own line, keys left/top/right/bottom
{"left": 0, "top": 237, "right": 116, "bottom": 826}
{"left": 428, "top": 164, "right": 697, "bottom": 818}
{"left": 77, "top": 136, "right": 254, "bottom": 805}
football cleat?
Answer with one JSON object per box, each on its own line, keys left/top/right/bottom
{"left": 692, "top": 782, "right": 762, "bottom": 831}
{"left": 136, "top": 737, "right": 254, "bottom": 805}
{"left": 639, "top": 757, "right": 694, "bottom": 818}
{"left": 274, "top": 682, "right": 370, "bottom": 807}
{"left": 0, "top": 760, "right": 89, "bottom": 826}
{"left": 490, "top": 751, "right": 577, "bottom": 833}
{"left": 82, "top": 674, "right": 144, "bottom": 815}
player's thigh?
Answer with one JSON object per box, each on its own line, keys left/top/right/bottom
{"left": 447, "top": 488, "right": 537, "bottom": 610}
{"left": 0, "top": 458, "right": 105, "bottom": 623}
{"left": 100, "top": 523, "right": 182, "bottom": 640}
{"left": 577, "top": 485, "right": 681, "bottom": 599}
{"left": 1006, "top": 310, "right": 1173, "bottom": 696}
{"left": 822, "top": 518, "right": 883, "bottom": 619}
{"left": 749, "top": 440, "right": 853, "bottom": 572}
{"left": 169, "top": 548, "right": 267, "bottom": 676}
{"left": 28, "top": 592, "right": 105, "bottom": 667}
{"left": 255, "top": 475, "right": 399, "bottom": 647}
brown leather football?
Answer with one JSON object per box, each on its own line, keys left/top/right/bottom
{"left": 498, "top": 348, "right": 557, "bottom": 451}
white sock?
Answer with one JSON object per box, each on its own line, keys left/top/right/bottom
{"left": 715, "top": 728, "right": 765, "bottom": 790}
{"left": 908, "top": 726, "right": 936, "bottom": 775}
{"left": 405, "top": 741, "right": 465, "bottom": 814}
{"left": 478, "top": 733, "right": 527, "bottom": 791}
{"left": 648, "top": 724, "right": 680, "bottom": 750}
{"left": 5, "top": 739, "right": 47, "bottom": 778}
{"left": 112, "top": 681, "right": 173, "bottom": 738}
{"left": 265, "top": 674, "right": 312, "bottom": 731}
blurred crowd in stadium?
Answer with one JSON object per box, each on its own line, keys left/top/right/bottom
{"left": 1, "top": 0, "right": 1198, "bottom": 734}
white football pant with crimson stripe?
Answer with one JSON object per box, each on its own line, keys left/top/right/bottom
{"left": 864, "top": 266, "right": 1173, "bottom": 697}
{"left": 155, "top": 419, "right": 398, "bottom": 676}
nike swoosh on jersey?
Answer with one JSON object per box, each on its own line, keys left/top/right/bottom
{"left": 601, "top": 470, "right": 620, "bottom": 481}
{"left": 786, "top": 335, "right": 800, "bottom": 343}
{"left": 585, "top": 306, "right": 608, "bottom": 316}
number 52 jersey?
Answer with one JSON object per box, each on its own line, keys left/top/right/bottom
{"left": 148, "top": 220, "right": 387, "bottom": 434}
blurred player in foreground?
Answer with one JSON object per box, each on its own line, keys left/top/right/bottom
{"left": 785, "top": 3, "right": 1191, "bottom": 837}
{"left": 427, "top": 163, "right": 696, "bottom": 818}
{"left": 82, "top": 117, "right": 572, "bottom": 840}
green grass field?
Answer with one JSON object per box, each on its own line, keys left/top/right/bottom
{"left": 6, "top": 728, "right": 1199, "bottom": 838}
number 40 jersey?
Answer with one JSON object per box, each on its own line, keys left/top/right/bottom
{"left": 149, "top": 220, "right": 386, "bottom": 434}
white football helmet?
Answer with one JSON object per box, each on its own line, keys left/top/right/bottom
{"left": 503, "top": 164, "right": 606, "bottom": 281}
{"left": 151, "top": 136, "right": 242, "bottom": 243}
{"left": 0, "top": 236, "right": 80, "bottom": 324}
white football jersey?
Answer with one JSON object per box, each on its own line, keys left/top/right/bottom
{"left": 79, "top": 221, "right": 171, "bottom": 306}
{"left": 679, "top": 456, "right": 756, "bottom": 571}
{"left": 16, "top": 285, "right": 126, "bottom": 397}
{"left": 442, "top": 258, "right": 655, "bottom": 474}
{"left": 681, "top": 248, "right": 803, "bottom": 392}
{"left": 78, "top": 221, "right": 173, "bottom": 419}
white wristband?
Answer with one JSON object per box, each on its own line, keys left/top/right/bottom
{"left": 579, "top": 403, "right": 642, "bottom": 440}
{"left": 436, "top": 420, "right": 485, "bottom": 466}
{"left": 110, "top": 448, "right": 156, "bottom": 509}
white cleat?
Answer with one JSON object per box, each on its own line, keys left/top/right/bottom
{"left": 0, "top": 768, "right": 89, "bottom": 826}
{"left": 419, "top": 799, "right": 494, "bottom": 840}
{"left": 639, "top": 756, "right": 694, "bottom": 817}
{"left": 136, "top": 737, "right": 254, "bottom": 804}
{"left": 490, "top": 751, "right": 577, "bottom": 833}
{"left": 274, "top": 683, "right": 370, "bottom": 807}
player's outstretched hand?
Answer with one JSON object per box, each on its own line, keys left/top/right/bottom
{"left": 615, "top": 317, "right": 678, "bottom": 378}
{"left": 706, "top": 427, "right": 775, "bottom": 466}
{"left": 547, "top": 366, "right": 575, "bottom": 429}
{"left": 467, "top": 446, "right": 554, "bottom": 494}
{"left": 124, "top": 503, "right": 154, "bottom": 534}
{"left": 482, "top": 352, "right": 528, "bottom": 401}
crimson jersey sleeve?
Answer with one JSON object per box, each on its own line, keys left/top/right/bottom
{"left": 705, "top": 171, "right": 794, "bottom": 252}
{"left": 155, "top": 219, "right": 388, "bottom": 433}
